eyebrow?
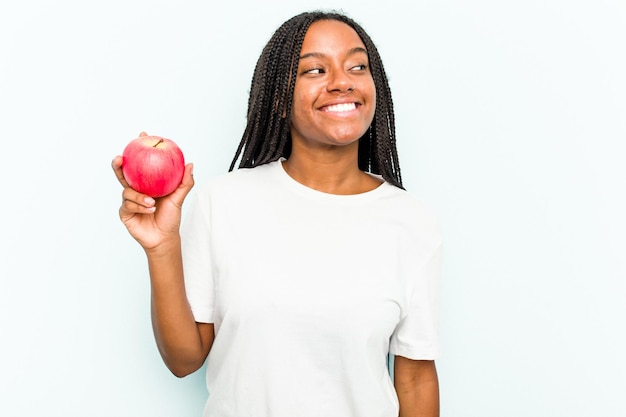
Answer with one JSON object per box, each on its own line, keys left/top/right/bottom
{"left": 299, "top": 47, "right": 368, "bottom": 61}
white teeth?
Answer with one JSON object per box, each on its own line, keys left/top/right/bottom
{"left": 324, "top": 103, "right": 357, "bottom": 112}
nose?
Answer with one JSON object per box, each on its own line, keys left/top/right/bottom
{"left": 327, "top": 69, "right": 355, "bottom": 93}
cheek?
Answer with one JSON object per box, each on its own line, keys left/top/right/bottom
{"left": 289, "top": 95, "right": 312, "bottom": 134}
{"left": 292, "top": 90, "right": 315, "bottom": 120}
{"left": 366, "top": 83, "right": 376, "bottom": 123}
{"left": 290, "top": 95, "right": 305, "bottom": 122}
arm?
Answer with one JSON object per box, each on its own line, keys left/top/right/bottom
{"left": 147, "top": 237, "right": 214, "bottom": 377}
{"left": 112, "top": 148, "right": 214, "bottom": 377}
{"left": 394, "top": 356, "right": 440, "bottom": 417}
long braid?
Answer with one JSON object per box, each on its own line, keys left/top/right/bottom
{"left": 230, "top": 15, "right": 314, "bottom": 169}
{"left": 350, "top": 22, "right": 403, "bottom": 188}
{"left": 229, "top": 11, "right": 404, "bottom": 189}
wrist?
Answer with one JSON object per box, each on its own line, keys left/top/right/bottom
{"left": 144, "top": 235, "right": 182, "bottom": 259}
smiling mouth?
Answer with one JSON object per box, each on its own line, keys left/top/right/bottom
{"left": 322, "top": 102, "right": 358, "bottom": 113}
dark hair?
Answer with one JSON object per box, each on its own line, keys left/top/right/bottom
{"left": 229, "top": 10, "right": 403, "bottom": 189}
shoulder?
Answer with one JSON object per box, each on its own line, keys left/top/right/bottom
{"left": 380, "top": 185, "right": 443, "bottom": 246}
{"left": 379, "top": 184, "right": 439, "bottom": 222}
{"left": 195, "top": 161, "right": 279, "bottom": 197}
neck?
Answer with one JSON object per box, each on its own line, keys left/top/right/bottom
{"left": 282, "top": 142, "right": 381, "bottom": 195}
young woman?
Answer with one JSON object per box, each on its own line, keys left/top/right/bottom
{"left": 113, "top": 10, "right": 442, "bottom": 417}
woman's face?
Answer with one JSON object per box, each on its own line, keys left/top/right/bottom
{"left": 290, "top": 19, "right": 376, "bottom": 152}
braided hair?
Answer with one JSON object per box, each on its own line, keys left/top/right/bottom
{"left": 229, "top": 10, "right": 403, "bottom": 189}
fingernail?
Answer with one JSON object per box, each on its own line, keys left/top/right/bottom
{"left": 144, "top": 197, "right": 155, "bottom": 205}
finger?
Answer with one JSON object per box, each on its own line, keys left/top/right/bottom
{"left": 111, "top": 155, "right": 130, "bottom": 188}
{"left": 119, "top": 198, "right": 156, "bottom": 216}
{"left": 181, "top": 163, "right": 195, "bottom": 188}
{"left": 164, "top": 163, "right": 195, "bottom": 207}
{"left": 121, "top": 187, "right": 156, "bottom": 209}
{"left": 176, "top": 163, "right": 195, "bottom": 196}
{"left": 139, "top": 131, "right": 148, "bottom": 137}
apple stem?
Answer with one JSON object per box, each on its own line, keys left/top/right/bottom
{"left": 153, "top": 138, "right": 164, "bottom": 148}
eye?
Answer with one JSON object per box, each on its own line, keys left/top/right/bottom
{"left": 303, "top": 67, "right": 325, "bottom": 75}
{"left": 350, "top": 64, "right": 368, "bottom": 71}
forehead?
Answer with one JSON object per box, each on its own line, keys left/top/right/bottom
{"left": 300, "top": 19, "right": 366, "bottom": 53}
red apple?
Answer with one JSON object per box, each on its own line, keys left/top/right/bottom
{"left": 122, "top": 133, "right": 185, "bottom": 197}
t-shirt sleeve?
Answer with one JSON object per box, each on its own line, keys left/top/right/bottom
{"left": 389, "top": 241, "right": 442, "bottom": 360}
{"left": 181, "top": 188, "right": 215, "bottom": 324}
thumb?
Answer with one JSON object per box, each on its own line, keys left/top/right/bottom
{"left": 170, "top": 162, "right": 195, "bottom": 202}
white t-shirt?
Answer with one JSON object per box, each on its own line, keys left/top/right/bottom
{"left": 181, "top": 159, "right": 442, "bottom": 417}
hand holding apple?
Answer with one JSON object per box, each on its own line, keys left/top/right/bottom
{"left": 112, "top": 144, "right": 194, "bottom": 251}
{"left": 122, "top": 133, "right": 185, "bottom": 198}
